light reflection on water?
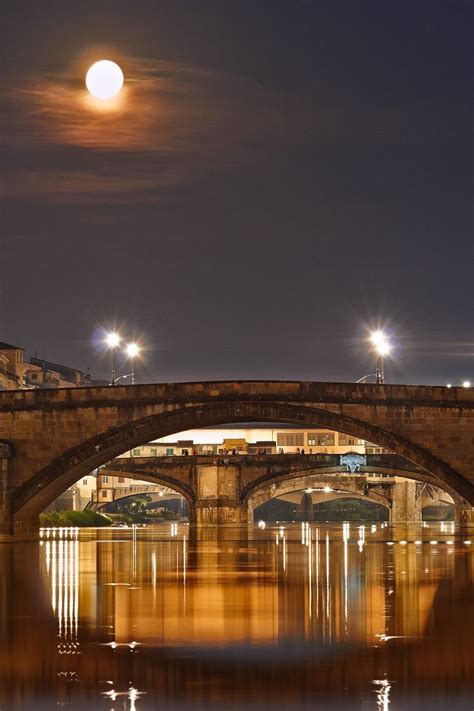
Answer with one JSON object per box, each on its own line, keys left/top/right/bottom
{"left": 0, "top": 522, "right": 473, "bottom": 710}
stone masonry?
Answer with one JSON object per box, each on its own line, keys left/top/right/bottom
{"left": 0, "top": 381, "right": 472, "bottom": 538}
{"left": 103, "top": 454, "right": 470, "bottom": 525}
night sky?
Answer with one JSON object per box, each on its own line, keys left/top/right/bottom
{"left": 1, "top": 1, "right": 472, "bottom": 385}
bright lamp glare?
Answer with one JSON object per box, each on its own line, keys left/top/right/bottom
{"left": 462, "top": 380, "right": 471, "bottom": 388}
{"left": 126, "top": 343, "right": 141, "bottom": 358}
{"left": 369, "top": 330, "right": 391, "bottom": 356}
{"left": 370, "top": 330, "right": 386, "bottom": 347}
{"left": 105, "top": 332, "right": 121, "bottom": 348}
{"left": 370, "top": 331, "right": 386, "bottom": 346}
{"left": 377, "top": 342, "right": 391, "bottom": 356}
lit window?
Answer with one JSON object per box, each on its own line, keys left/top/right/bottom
{"left": 307, "top": 433, "right": 335, "bottom": 446}
{"left": 276, "top": 433, "right": 304, "bottom": 447}
{"left": 338, "top": 434, "right": 357, "bottom": 446}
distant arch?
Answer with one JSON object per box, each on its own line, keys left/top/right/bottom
{"left": 247, "top": 472, "right": 392, "bottom": 520}
{"left": 93, "top": 484, "right": 184, "bottom": 513}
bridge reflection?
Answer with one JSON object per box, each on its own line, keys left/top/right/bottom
{"left": 0, "top": 524, "right": 472, "bottom": 709}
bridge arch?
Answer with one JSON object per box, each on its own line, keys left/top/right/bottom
{"left": 12, "top": 400, "right": 473, "bottom": 526}
{"left": 92, "top": 476, "right": 192, "bottom": 513}
{"left": 95, "top": 488, "right": 186, "bottom": 518}
{"left": 247, "top": 472, "right": 392, "bottom": 522}
{"left": 240, "top": 462, "right": 465, "bottom": 505}
{"left": 96, "top": 467, "right": 196, "bottom": 508}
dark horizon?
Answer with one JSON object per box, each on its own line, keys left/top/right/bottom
{"left": 1, "top": 1, "right": 472, "bottom": 387}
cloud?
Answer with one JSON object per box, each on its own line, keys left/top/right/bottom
{"left": 2, "top": 168, "right": 185, "bottom": 204}
{"left": 3, "top": 54, "right": 457, "bottom": 205}
{"left": 2, "top": 57, "right": 287, "bottom": 202}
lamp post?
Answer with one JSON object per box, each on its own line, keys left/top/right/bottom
{"left": 369, "top": 330, "right": 391, "bottom": 385}
{"left": 125, "top": 343, "right": 141, "bottom": 385}
{"left": 105, "top": 332, "right": 121, "bottom": 386}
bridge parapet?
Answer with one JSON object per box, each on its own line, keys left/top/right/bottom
{"left": 111, "top": 452, "right": 424, "bottom": 471}
{"left": 0, "top": 380, "right": 472, "bottom": 411}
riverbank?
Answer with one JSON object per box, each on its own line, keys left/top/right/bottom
{"left": 39, "top": 510, "right": 112, "bottom": 527}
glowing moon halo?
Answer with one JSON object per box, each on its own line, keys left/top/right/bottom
{"left": 85, "top": 60, "right": 124, "bottom": 100}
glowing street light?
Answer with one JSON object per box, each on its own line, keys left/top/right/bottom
{"left": 105, "top": 332, "right": 121, "bottom": 348}
{"left": 105, "top": 332, "right": 121, "bottom": 386}
{"left": 125, "top": 343, "right": 141, "bottom": 385}
{"left": 369, "top": 330, "right": 392, "bottom": 384}
{"left": 462, "top": 380, "right": 471, "bottom": 388}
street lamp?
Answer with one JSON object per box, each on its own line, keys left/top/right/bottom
{"left": 462, "top": 380, "right": 471, "bottom": 388}
{"left": 105, "top": 332, "right": 121, "bottom": 386}
{"left": 125, "top": 343, "right": 141, "bottom": 385}
{"left": 369, "top": 330, "right": 391, "bottom": 384}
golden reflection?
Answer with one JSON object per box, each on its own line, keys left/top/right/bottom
{"left": 0, "top": 523, "right": 472, "bottom": 709}
{"left": 37, "top": 524, "right": 472, "bottom": 649}
{"left": 373, "top": 678, "right": 392, "bottom": 710}
{"left": 325, "top": 532, "right": 330, "bottom": 631}
{"left": 41, "top": 529, "right": 80, "bottom": 646}
{"left": 343, "top": 526, "right": 348, "bottom": 631}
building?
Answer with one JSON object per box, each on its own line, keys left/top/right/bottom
{"left": 45, "top": 473, "right": 98, "bottom": 512}
{"left": 119, "top": 425, "right": 376, "bottom": 457}
{"left": 0, "top": 342, "right": 25, "bottom": 390}
{"left": 0, "top": 341, "right": 96, "bottom": 390}
{"left": 0, "top": 340, "right": 104, "bottom": 508}
{"left": 71, "top": 473, "right": 98, "bottom": 510}
{"left": 22, "top": 356, "right": 91, "bottom": 389}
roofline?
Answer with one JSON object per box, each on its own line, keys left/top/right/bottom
{"left": 0, "top": 342, "right": 24, "bottom": 351}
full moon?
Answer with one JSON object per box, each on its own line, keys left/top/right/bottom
{"left": 85, "top": 60, "right": 124, "bottom": 100}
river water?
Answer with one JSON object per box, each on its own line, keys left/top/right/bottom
{"left": 0, "top": 522, "right": 472, "bottom": 710}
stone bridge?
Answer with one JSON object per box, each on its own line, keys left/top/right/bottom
{"left": 88, "top": 483, "right": 178, "bottom": 511}
{"left": 103, "top": 453, "right": 466, "bottom": 524}
{"left": 0, "top": 381, "right": 472, "bottom": 538}
{"left": 249, "top": 475, "right": 457, "bottom": 522}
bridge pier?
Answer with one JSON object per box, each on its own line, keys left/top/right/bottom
{"left": 194, "top": 465, "right": 246, "bottom": 525}
{"left": 12, "top": 513, "right": 40, "bottom": 540}
{"left": 1, "top": 444, "right": 41, "bottom": 541}
{"left": 299, "top": 492, "right": 315, "bottom": 522}
{"left": 390, "top": 481, "right": 422, "bottom": 524}
{"left": 453, "top": 505, "right": 474, "bottom": 525}
{"left": 0, "top": 443, "right": 14, "bottom": 541}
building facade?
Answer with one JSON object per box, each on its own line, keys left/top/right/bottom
{"left": 0, "top": 341, "right": 94, "bottom": 390}
{"left": 118, "top": 425, "right": 380, "bottom": 457}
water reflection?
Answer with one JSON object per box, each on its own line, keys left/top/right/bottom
{"left": 44, "top": 536, "right": 80, "bottom": 650}
{"left": 0, "top": 523, "right": 472, "bottom": 709}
